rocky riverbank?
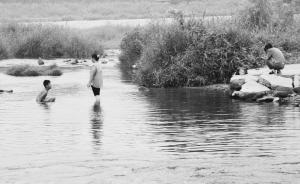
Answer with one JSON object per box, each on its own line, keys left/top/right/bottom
{"left": 229, "top": 64, "right": 300, "bottom": 106}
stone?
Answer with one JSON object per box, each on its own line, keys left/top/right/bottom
{"left": 230, "top": 79, "right": 246, "bottom": 91}
{"left": 71, "top": 59, "right": 79, "bottom": 65}
{"left": 293, "top": 75, "right": 300, "bottom": 88}
{"left": 256, "top": 96, "right": 275, "bottom": 103}
{"left": 230, "top": 74, "right": 258, "bottom": 83}
{"left": 232, "top": 91, "right": 267, "bottom": 101}
{"left": 38, "top": 57, "right": 44, "bottom": 65}
{"left": 260, "top": 74, "right": 293, "bottom": 89}
{"left": 257, "top": 77, "right": 272, "bottom": 89}
{"left": 240, "top": 81, "right": 270, "bottom": 93}
{"left": 293, "top": 87, "right": 300, "bottom": 94}
{"left": 273, "top": 86, "right": 294, "bottom": 98}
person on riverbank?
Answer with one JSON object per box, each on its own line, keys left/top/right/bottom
{"left": 87, "top": 54, "right": 103, "bottom": 103}
{"left": 36, "top": 80, "right": 55, "bottom": 103}
{"left": 264, "top": 43, "right": 285, "bottom": 75}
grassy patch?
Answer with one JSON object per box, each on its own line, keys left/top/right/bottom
{"left": 0, "top": 23, "right": 103, "bottom": 59}
{"left": 6, "top": 64, "right": 63, "bottom": 76}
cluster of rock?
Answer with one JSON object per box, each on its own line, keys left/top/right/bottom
{"left": 230, "top": 73, "right": 300, "bottom": 106}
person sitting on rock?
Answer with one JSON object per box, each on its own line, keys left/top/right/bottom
{"left": 36, "top": 80, "right": 55, "bottom": 103}
{"left": 264, "top": 43, "right": 285, "bottom": 75}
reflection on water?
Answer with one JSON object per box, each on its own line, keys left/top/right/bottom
{"left": 1, "top": 60, "right": 300, "bottom": 184}
{"left": 90, "top": 103, "right": 103, "bottom": 148}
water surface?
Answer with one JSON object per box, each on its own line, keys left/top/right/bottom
{"left": 1, "top": 57, "right": 300, "bottom": 184}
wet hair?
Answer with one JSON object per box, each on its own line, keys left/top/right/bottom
{"left": 264, "top": 43, "right": 273, "bottom": 52}
{"left": 92, "top": 53, "right": 100, "bottom": 61}
{"left": 43, "top": 80, "right": 51, "bottom": 87}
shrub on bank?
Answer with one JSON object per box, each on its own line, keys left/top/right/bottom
{"left": 0, "top": 24, "right": 103, "bottom": 59}
{"left": 6, "top": 64, "right": 63, "bottom": 76}
{"left": 0, "top": 41, "right": 8, "bottom": 59}
{"left": 119, "top": 28, "right": 144, "bottom": 68}
{"left": 120, "top": 2, "right": 300, "bottom": 88}
{"left": 120, "top": 18, "right": 265, "bottom": 88}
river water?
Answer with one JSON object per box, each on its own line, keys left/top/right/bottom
{"left": 1, "top": 54, "right": 300, "bottom": 184}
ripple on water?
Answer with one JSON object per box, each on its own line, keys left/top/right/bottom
{"left": 1, "top": 60, "right": 300, "bottom": 183}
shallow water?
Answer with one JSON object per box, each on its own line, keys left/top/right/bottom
{"left": 1, "top": 58, "right": 300, "bottom": 184}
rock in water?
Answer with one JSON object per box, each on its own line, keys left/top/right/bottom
{"left": 71, "top": 59, "right": 79, "bottom": 65}
{"left": 231, "top": 81, "right": 270, "bottom": 101}
{"left": 257, "top": 77, "right": 272, "bottom": 89}
{"left": 240, "top": 81, "right": 270, "bottom": 93}
{"left": 0, "top": 90, "right": 13, "bottom": 93}
{"left": 230, "top": 75, "right": 258, "bottom": 83}
{"left": 230, "top": 79, "right": 245, "bottom": 91}
{"left": 273, "top": 86, "right": 294, "bottom": 98}
{"left": 256, "top": 96, "right": 275, "bottom": 103}
{"left": 38, "top": 57, "right": 44, "bottom": 65}
{"left": 294, "top": 75, "right": 300, "bottom": 88}
{"left": 260, "top": 74, "right": 293, "bottom": 89}
{"left": 293, "top": 87, "right": 300, "bottom": 94}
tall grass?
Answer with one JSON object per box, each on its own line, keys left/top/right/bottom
{"left": 6, "top": 64, "right": 62, "bottom": 76}
{"left": 120, "top": 2, "right": 300, "bottom": 88}
{"left": 0, "top": 23, "right": 103, "bottom": 59}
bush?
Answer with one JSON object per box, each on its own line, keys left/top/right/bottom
{"left": 122, "top": 18, "right": 264, "bottom": 88}
{"left": 0, "top": 24, "right": 104, "bottom": 59}
{"left": 119, "top": 28, "right": 144, "bottom": 68}
{"left": 0, "top": 42, "right": 8, "bottom": 59}
{"left": 6, "top": 64, "right": 63, "bottom": 76}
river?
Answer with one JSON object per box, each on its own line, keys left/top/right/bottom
{"left": 0, "top": 52, "right": 300, "bottom": 184}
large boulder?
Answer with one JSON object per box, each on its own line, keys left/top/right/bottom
{"left": 257, "top": 77, "right": 272, "bottom": 89}
{"left": 230, "top": 74, "right": 259, "bottom": 83}
{"left": 273, "top": 86, "right": 294, "bottom": 98}
{"left": 293, "top": 87, "right": 300, "bottom": 94}
{"left": 232, "top": 91, "right": 267, "bottom": 101}
{"left": 240, "top": 81, "right": 271, "bottom": 93}
{"left": 259, "top": 74, "right": 293, "bottom": 89}
{"left": 230, "top": 78, "right": 246, "bottom": 91}
{"left": 232, "top": 81, "right": 270, "bottom": 101}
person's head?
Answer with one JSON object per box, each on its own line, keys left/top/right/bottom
{"left": 264, "top": 43, "right": 273, "bottom": 52}
{"left": 91, "top": 53, "right": 100, "bottom": 63}
{"left": 43, "top": 80, "right": 51, "bottom": 90}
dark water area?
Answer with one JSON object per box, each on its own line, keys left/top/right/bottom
{"left": 0, "top": 59, "right": 300, "bottom": 183}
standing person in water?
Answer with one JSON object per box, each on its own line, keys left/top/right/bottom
{"left": 87, "top": 54, "right": 103, "bottom": 103}
{"left": 264, "top": 43, "right": 285, "bottom": 75}
{"left": 36, "top": 80, "right": 55, "bottom": 103}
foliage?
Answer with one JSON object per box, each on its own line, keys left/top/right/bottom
{"left": 6, "top": 64, "right": 63, "bottom": 76}
{"left": 238, "top": 0, "right": 273, "bottom": 30}
{"left": 0, "top": 23, "right": 103, "bottom": 59}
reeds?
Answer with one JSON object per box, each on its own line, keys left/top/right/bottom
{"left": 120, "top": 8, "right": 300, "bottom": 88}
{"left": 0, "top": 23, "right": 103, "bottom": 59}
{"left": 6, "top": 64, "right": 62, "bottom": 76}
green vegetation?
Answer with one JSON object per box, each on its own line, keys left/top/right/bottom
{"left": 0, "top": 23, "right": 103, "bottom": 59}
{"left": 120, "top": 0, "right": 300, "bottom": 88}
{"left": 6, "top": 64, "right": 63, "bottom": 76}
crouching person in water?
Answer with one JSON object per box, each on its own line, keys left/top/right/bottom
{"left": 87, "top": 54, "right": 103, "bottom": 104}
{"left": 36, "top": 80, "right": 56, "bottom": 103}
{"left": 264, "top": 43, "right": 285, "bottom": 75}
